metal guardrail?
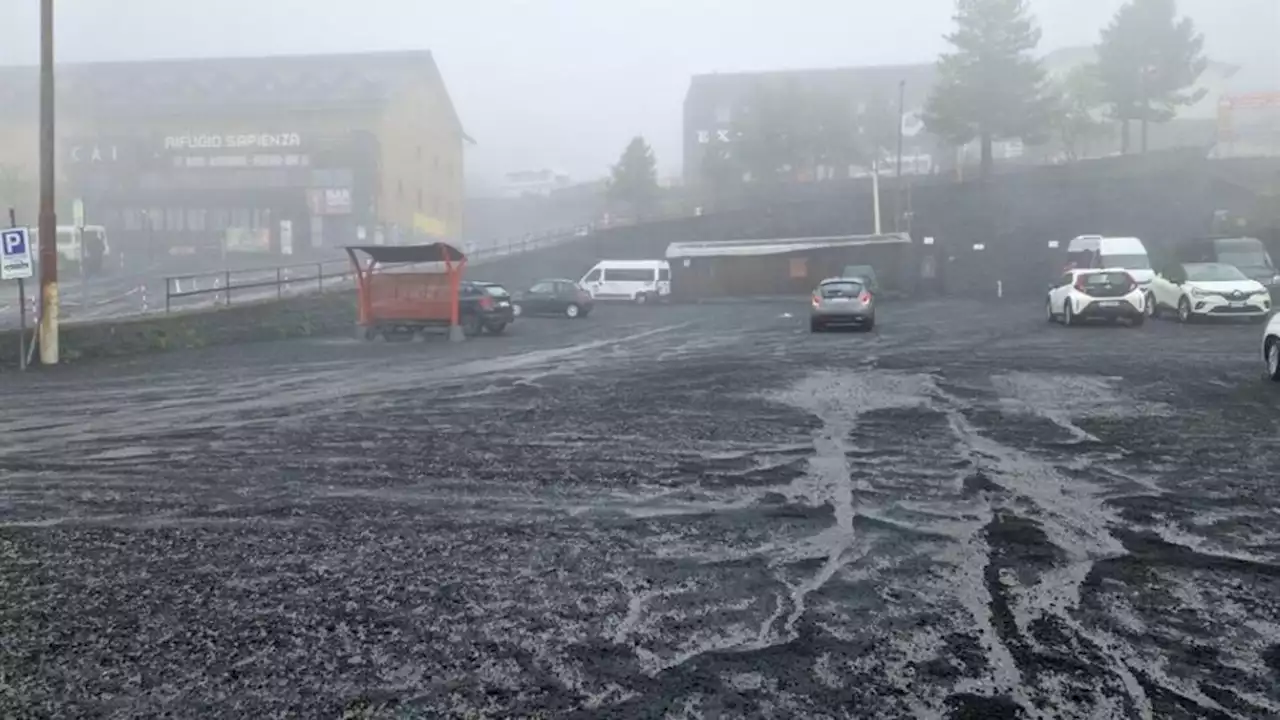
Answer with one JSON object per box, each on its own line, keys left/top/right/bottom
{"left": 163, "top": 259, "right": 355, "bottom": 312}
{"left": 159, "top": 223, "right": 599, "bottom": 313}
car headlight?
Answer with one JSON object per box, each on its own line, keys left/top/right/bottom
{"left": 1270, "top": 275, "right": 1280, "bottom": 287}
{"left": 1190, "top": 287, "right": 1214, "bottom": 298}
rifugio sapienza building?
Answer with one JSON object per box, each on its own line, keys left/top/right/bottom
{"left": 0, "top": 50, "right": 468, "bottom": 265}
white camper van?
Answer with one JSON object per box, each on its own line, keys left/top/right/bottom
{"left": 1065, "top": 235, "right": 1154, "bottom": 285}
{"left": 579, "top": 259, "right": 671, "bottom": 303}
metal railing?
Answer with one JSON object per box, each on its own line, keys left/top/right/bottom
{"left": 157, "top": 227, "right": 591, "bottom": 313}
{"left": 164, "top": 259, "right": 354, "bottom": 312}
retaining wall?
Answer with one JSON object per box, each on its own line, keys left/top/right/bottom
{"left": 0, "top": 291, "right": 355, "bottom": 369}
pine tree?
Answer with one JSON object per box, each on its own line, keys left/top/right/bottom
{"left": 924, "top": 0, "right": 1052, "bottom": 179}
{"left": 608, "top": 137, "right": 659, "bottom": 216}
{"left": 1095, "top": 0, "right": 1207, "bottom": 153}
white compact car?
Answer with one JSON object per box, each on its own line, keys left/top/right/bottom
{"left": 1264, "top": 313, "right": 1280, "bottom": 381}
{"left": 1047, "top": 268, "right": 1145, "bottom": 327}
{"left": 1147, "top": 262, "right": 1272, "bottom": 323}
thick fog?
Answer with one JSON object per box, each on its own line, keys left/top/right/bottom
{"left": 0, "top": 0, "right": 1275, "bottom": 191}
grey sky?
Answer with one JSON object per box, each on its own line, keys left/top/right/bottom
{"left": 2, "top": 1, "right": 1275, "bottom": 190}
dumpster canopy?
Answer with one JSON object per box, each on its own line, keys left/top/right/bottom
{"left": 345, "top": 243, "right": 466, "bottom": 264}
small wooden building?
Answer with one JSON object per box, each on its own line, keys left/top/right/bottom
{"left": 665, "top": 234, "right": 913, "bottom": 300}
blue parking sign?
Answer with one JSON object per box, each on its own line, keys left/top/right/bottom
{"left": 1, "top": 227, "right": 34, "bottom": 280}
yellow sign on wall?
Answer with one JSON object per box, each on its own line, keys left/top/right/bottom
{"left": 413, "top": 212, "right": 447, "bottom": 237}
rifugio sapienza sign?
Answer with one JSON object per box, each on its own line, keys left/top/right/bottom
{"left": 162, "top": 133, "right": 303, "bottom": 151}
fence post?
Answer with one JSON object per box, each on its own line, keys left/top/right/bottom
{"left": 277, "top": 267, "right": 283, "bottom": 299}
{"left": 224, "top": 270, "right": 232, "bottom": 306}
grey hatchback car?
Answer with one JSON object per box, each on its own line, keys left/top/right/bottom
{"left": 810, "top": 277, "right": 875, "bottom": 332}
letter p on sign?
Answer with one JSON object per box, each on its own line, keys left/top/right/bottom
{"left": 1, "top": 227, "right": 34, "bottom": 280}
{"left": 3, "top": 230, "right": 26, "bottom": 255}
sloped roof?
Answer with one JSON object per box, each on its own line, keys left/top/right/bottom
{"left": 666, "top": 233, "right": 912, "bottom": 259}
{"left": 686, "top": 63, "right": 937, "bottom": 110}
{"left": 0, "top": 51, "right": 461, "bottom": 127}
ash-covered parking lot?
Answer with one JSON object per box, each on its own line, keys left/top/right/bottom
{"left": 3, "top": 300, "right": 1280, "bottom": 719}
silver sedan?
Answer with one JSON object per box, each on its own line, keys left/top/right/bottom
{"left": 809, "top": 277, "right": 875, "bottom": 332}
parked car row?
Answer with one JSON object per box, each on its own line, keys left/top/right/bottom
{"left": 453, "top": 259, "right": 674, "bottom": 334}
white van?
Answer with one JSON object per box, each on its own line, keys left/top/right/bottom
{"left": 579, "top": 259, "right": 671, "bottom": 303}
{"left": 30, "top": 224, "right": 110, "bottom": 265}
{"left": 1065, "top": 235, "right": 1154, "bottom": 285}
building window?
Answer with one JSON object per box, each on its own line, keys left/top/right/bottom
{"left": 165, "top": 209, "right": 184, "bottom": 232}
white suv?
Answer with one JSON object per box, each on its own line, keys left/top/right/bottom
{"left": 1148, "top": 261, "right": 1271, "bottom": 323}
{"left": 1047, "top": 268, "right": 1146, "bottom": 327}
{"left": 1264, "top": 313, "right": 1280, "bottom": 381}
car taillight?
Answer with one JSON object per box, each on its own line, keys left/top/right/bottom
{"left": 812, "top": 294, "right": 821, "bottom": 307}
{"left": 478, "top": 296, "right": 493, "bottom": 310}
{"left": 1074, "top": 277, "right": 1087, "bottom": 293}
{"left": 859, "top": 291, "right": 871, "bottom": 303}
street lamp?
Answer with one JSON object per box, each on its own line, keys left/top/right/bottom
{"left": 894, "top": 79, "right": 905, "bottom": 233}
{"left": 38, "top": 0, "right": 59, "bottom": 365}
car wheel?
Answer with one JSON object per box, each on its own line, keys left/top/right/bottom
{"left": 1145, "top": 291, "right": 1159, "bottom": 318}
{"left": 1046, "top": 298, "right": 1056, "bottom": 322}
{"left": 486, "top": 322, "right": 507, "bottom": 335}
{"left": 1130, "top": 315, "right": 1145, "bottom": 328}
{"left": 461, "top": 314, "right": 482, "bottom": 337}
{"left": 512, "top": 303, "right": 523, "bottom": 317}
{"left": 862, "top": 317, "right": 875, "bottom": 332}
{"left": 634, "top": 292, "right": 649, "bottom": 305}
{"left": 1063, "top": 301, "right": 1074, "bottom": 326}
{"left": 810, "top": 319, "right": 822, "bottom": 333}
{"left": 565, "top": 303, "right": 581, "bottom": 319}
{"left": 1177, "top": 297, "right": 1193, "bottom": 323}
{"left": 1268, "top": 338, "right": 1280, "bottom": 381}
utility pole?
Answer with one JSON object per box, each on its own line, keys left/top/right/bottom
{"left": 894, "top": 79, "right": 906, "bottom": 233}
{"left": 38, "top": 0, "right": 59, "bottom": 365}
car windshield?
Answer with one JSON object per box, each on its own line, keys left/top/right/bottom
{"left": 1185, "top": 264, "right": 1247, "bottom": 282}
{"left": 1101, "top": 253, "right": 1150, "bottom": 269}
{"left": 479, "top": 285, "right": 509, "bottom": 297}
{"left": 819, "top": 281, "right": 864, "bottom": 297}
{"left": 1214, "top": 238, "right": 1273, "bottom": 270}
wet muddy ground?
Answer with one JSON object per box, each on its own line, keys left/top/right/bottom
{"left": 2, "top": 299, "right": 1279, "bottom": 719}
